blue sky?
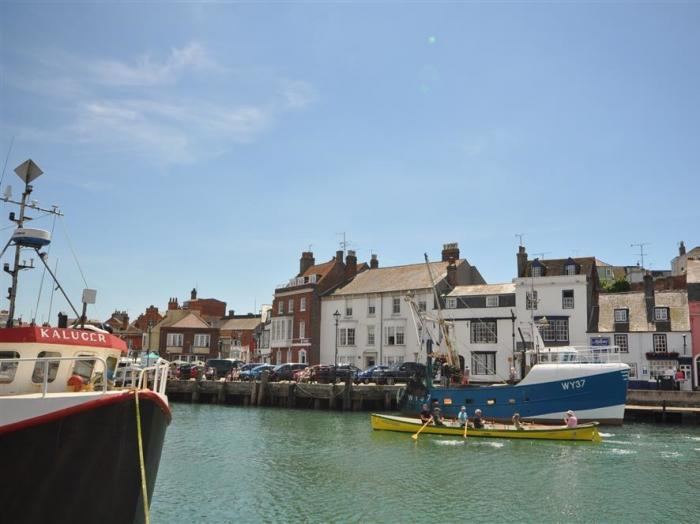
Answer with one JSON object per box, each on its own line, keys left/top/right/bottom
{"left": 1, "top": 1, "right": 698, "bottom": 323}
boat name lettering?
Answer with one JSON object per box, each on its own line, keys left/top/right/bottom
{"left": 561, "top": 379, "right": 585, "bottom": 391}
{"left": 39, "top": 328, "right": 107, "bottom": 344}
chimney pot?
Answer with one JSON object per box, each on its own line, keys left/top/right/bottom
{"left": 345, "top": 250, "right": 358, "bottom": 278}
{"left": 336, "top": 250, "right": 344, "bottom": 262}
{"left": 370, "top": 254, "right": 379, "bottom": 269}
{"left": 299, "top": 251, "right": 315, "bottom": 275}
{"left": 441, "top": 242, "right": 460, "bottom": 262}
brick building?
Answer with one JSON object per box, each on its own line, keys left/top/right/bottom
{"left": 218, "top": 313, "right": 263, "bottom": 362}
{"left": 270, "top": 250, "right": 366, "bottom": 365}
{"left": 159, "top": 310, "right": 220, "bottom": 362}
{"left": 133, "top": 305, "right": 164, "bottom": 352}
{"left": 104, "top": 311, "right": 143, "bottom": 351}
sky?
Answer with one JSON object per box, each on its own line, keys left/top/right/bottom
{"left": 0, "top": 1, "right": 699, "bottom": 324}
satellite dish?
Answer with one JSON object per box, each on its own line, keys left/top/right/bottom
{"left": 14, "top": 159, "right": 44, "bottom": 184}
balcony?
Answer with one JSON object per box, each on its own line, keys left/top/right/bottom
{"left": 165, "top": 346, "right": 183, "bottom": 354}
{"left": 277, "top": 274, "right": 318, "bottom": 289}
{"left": 645, "top": 351, "right": 679, "bottom": 360}
{"left": 192, "top": 345, "right": 211, "bottom": 355}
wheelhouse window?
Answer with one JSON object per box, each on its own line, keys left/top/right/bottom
{"left": 32, "top": 351, "right": 61, "bottom": 383}
{"left": 0, "top": 351, "right": 20, "bottom": 383}
{"left": 653, "top": 334, "right": 667, "bottom": 352}
{"left": 485, "top": 296, "right": 499, "bottom": 308}
{"left": 72, "top": 354, "right": 97, "bottom": 382}
{"left": 614, "top": 334, "right": 629, "bottom": 353}
{"left": 471, "top": 352, "right": 496, "bottom": 375}
{"left": 470, "top": 321, "right": 497, "bottom": 344}
{"left": 614, "top": 309, "right": 628, "bottom": 323}
{"left": 654, "top": 307, "right": 669, "bottom": 321}
{"left": 562, "top": 290, "right": 574, "bottom": 309}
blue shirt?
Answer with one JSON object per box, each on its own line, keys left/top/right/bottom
{"left": 458, "top": 410, "right": 468, "bottom": 423}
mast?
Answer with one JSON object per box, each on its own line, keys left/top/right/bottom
{"left": 423, "top": 253, "right": 459, "bottom": 368}
{"left": 2, "top": 159, "right": 65, "bottom": 327}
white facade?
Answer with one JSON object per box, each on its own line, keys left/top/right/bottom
{"left": 514, "top": 275, "right": 591, "bottom": 347}
{"left": 320, "top": 291, "right": 434, "bottom": 367}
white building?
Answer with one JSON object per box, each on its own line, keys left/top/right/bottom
{"left": 319, "top": 244, "right": 485, "bottom": 367}
{"left": 590, "top": 282, "right": 691, "bottom": 388}
{"left": 442, "top": 283, "right": 517, "bottom": 383}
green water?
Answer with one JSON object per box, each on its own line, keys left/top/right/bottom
{"left": 151, "top": 404, "right": 700, "bottom": 523}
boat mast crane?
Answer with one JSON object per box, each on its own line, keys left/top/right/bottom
{"left": 423, "top": 253, "right": 460, "bottom": 368}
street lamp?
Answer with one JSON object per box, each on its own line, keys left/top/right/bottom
{"left": 683, "top": 334, "right": 687, "bottom": 355}
{"left": 333, "top": 310, "right": 341, "bottom": 367}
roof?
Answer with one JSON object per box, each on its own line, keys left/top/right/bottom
{"left": 169, "top": 312, "right": 210, "bottom": 329}
{"left": 219, "top": 317, "right": 262, "bottom": 331}
{"left": 525, "top": 257, "right": 597, "bottom": 278}
{"left": 301, "top": 259, "right": 336, "bottom": 279}
{"left": 330, "top": 260, "right": 453, "bottom": 296}
{"left": 687, "top": 259, "right": 700, "bottom": 284}
{"left": 597, "top": 290, "right": 689, "bottom": 332}
{"left": 449, "top": 283, "right": 515, "bottom": 297}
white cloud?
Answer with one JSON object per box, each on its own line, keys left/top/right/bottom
{"left": 279, "top": 80, "right": 316, "bottom": 110}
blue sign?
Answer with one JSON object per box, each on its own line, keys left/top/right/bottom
{"left": 590, "top": 337, "right": 610, "bottom": 347}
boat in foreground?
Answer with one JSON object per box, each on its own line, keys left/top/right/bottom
{"left": 371, "top": 413, "right": 602, "bottom": 442}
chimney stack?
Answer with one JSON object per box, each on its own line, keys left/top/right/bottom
{"left": 441, "top": 242, "right": 460, "bottom": 262}
{"left": 299, "top": 251, "right": 315, "bottom": 275}
{"left": 336, "top": 250, "right": 344, "bottom": 262}
{"left": 228, "top": 309, "right": 235, "bottom": 317}
{"left": 517, "top": 245, "right": 528, "bottom": 278}
{"left": 680, "top": 241, "right": 686, "bottom": 256}
{"left": 446, "top": 257, "right": 457, "bottom": 287}
{"left": 345, "top": 250, "right": 358, "bottom": 278}
{"left": 644, "top": 272, "right": 656, "bottom": 323}
{"left": 168, "top": 298, "right": 179, "bottom": 310}
{"left": 370, "top": 254, "right": 379, "bottom": 269}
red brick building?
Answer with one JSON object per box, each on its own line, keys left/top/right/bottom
{"left": 105, "top": 311, "right": 143, "bottom": 351}
{"left": 270, "top": 250, "right": 366, "bottom": 365}
{"left": 133, "top": 305, "right": 164, "bottom": 352}
{"left": 159, "top": 310, "right": 220, "bottom": 362}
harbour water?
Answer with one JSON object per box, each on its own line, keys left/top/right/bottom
{"left": 152, "top": 404, "right": 700, "bottom": 523}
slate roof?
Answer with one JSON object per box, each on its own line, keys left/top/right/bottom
{"left": 219, "top": 317, "right": 262, "bottom": 331}
{"left": 525, "top": 256, "right": 597, "bottom": 278}
{"left": 330, "top": 260, "right": 454, "bottom": 296}
{"left": 597, "top": 290, "right": 689, "bottom": 332}
{"left": 449, "top": 283, "right": 515, "bottom": 297}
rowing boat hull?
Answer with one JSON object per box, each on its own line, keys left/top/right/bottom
{"left": 371, "top": 413, "right": 601, "bottom": 442}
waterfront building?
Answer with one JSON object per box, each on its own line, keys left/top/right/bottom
{"left": 671, "top": 241, "right": 700, "bottom": 276}
{"left": 515, "top": 246, "right": 600, "bottom": 349}
{"left": 442, "top": 283, "right": 516, "bottom": 382}
{"left": 133, "top": 305, "right": 165, "bottom": 352}
{"left": 687, "top": 259, "right": 700, "bottom": 389}
{"left": 589, "top": 273, "right": 691, "bottom": 388}
{"left": 253, "top": 305, "right": 272, "bottom": 363}
{"left": 158, "top": 308, "right": 220, "bottom": 361}
{"left": 271, "top": 250, "right": 364, "bottom": 365}
{"left": 319, "top": 243, "right": 485, "bottom": 367}
{"left": 218, "top": 312, "right": 262, "bottom": 362}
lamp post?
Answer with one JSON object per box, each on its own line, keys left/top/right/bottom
{"left": 147, "top": 320, "right": 154, "bottom": 352}
{"left": 683, "top": 334, "right": 687, "bottom": 356}
{"left": 333, "top": 310, "right": 341, "bottom": 367}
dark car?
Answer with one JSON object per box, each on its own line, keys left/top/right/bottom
{"left": 333, "top": 364, "right": 362, "bottom": 383}
{"left": 270, "top": 363, "right": 308, "bottom": 381}
{"left": 357, "top": 365, "right": 390, "bottom": 384}
{"left": 298, "top": 364, "right": 334, "bottom": 383}
{"left": 176, "top": 363, "right": 205, "bottom": 380}
{"left": 372, "top": 362, "right": 427, "bottom": 385}
{"left": 240, "top": 364, "right": 276, "bottom": 381}
{"left": 205, "top": 359, "right": 244, "bottom": 380}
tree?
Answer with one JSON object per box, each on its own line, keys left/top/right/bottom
{"left": 601, "top": 277, "right": 631, "bottom": 293}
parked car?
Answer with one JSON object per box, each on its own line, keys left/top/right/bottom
{"left": 176, "top": 363, "right": 205, "bottom": 380}
{"left": 229, "top": 362, "right": 261, "bottom": 380}
{"left": 295, "top": 364, "right": 334, "bottom": 383}
{"left": 240, "top": 363, "right": 276, "bottom": 381}
{"left": 372, "top": 362, "right": 427, "bottom": 385}
{"left": 205, "top": 358, "right": 244, "bottom": 380}
{"left": 333, "top": 364, "right": 362, "bottom": 383}
{"left": 270, "top": 363, "right": 308, "bottom": 381}
{"left": 357, "top": 365, "right": 390, "bottom": 384}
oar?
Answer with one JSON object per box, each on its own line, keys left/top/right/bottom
{"left": 463, "top": 420, "right": 468, "bottom": 439}
{"left": 412, "top": 417, "right": 433, "bottom": 440}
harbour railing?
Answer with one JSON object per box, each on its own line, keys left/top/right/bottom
{"left": 136, "top": 359, "right": 169, "bottom": 396}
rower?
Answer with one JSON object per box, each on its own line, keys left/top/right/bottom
{"left": 472, "top": 408, "right": 484, "bottom": 429}
{"left": 565, "top": 410, "right": 578, "bottom": 428}
{"left": 458, "top": 406, "right": 468, "bottom": 427}
{"left": 431, "top": 400, "right": 445, "bottom": 426}
{"left": 419, "top": 404, "right": 431, "bottom": 423}
{"left": 512, "top": 412, "right": 523, "bottom": 430}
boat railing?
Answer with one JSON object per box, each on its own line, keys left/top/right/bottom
{"left": 0, "top": 355, "right": 108, "bottom": 397}
{"left": 136, "top": 358, "right": 169, "bottom": 396}
{"left": 535, "top": 346, "right": 623, "bottom": 364}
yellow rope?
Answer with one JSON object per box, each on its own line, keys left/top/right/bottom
{"left": 135, "top": 390, "right": 151, "bottom": 524}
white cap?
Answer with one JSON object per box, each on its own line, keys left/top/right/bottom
{"left": 566, "top": 410, "right": 574, "bottom": 416}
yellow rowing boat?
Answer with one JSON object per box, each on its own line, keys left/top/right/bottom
{"left": 370, "top": 413, "right": 602, "bottom": 442}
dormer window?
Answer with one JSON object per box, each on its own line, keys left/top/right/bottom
{"left": 614, "top": 309, "right": 628, "bottom": 323}
{"left": 654, "top": 307, "right": 669, "bottom": 321}
{"left": 531, "top": 259, "right": 545, "bottom": 277}
{"left": 564, "top": 258, "right": 578, "bottom": 276}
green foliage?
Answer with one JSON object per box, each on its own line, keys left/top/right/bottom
{"left": 601, "top": 277, "right": 631, "bottom": 293}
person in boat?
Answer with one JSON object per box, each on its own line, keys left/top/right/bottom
{"left": 431, "top": 400, "right": 445, "bottom": 426}
{"left": 565, "top": 410, "right": 578, "bottom": 428}
{"left": 67, "top": 374, "right": 85, "bottom": 392}
{"left": 512, "top": 412, "right": 523, "bottom": 430}
{"left": 419, "top": 404, "right": 432, "bottom": 423}
{"left": 458, "top": 406, "right": 468, "bottom": 427}
{"left": 472, "top": 408, "right": 484, "bottom": 429}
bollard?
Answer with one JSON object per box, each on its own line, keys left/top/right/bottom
{"left": 343, "top": 379, "right": 353, "bottom": 411}
{"left": 258, "top": 370, "right": 269, "bottom": 406}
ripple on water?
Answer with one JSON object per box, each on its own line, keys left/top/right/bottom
{"left": 608, "top": 448, "right": 637, "bottom": 455}
{"left": 660, "top": 451, "right": 682, "bottom": 459}
{"left": 599, "top": 432, "right": 614, "bottom": 437}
